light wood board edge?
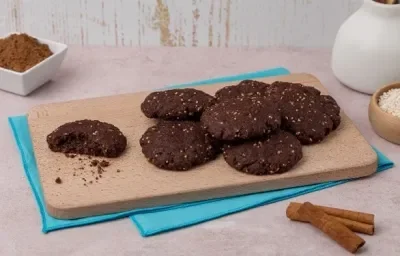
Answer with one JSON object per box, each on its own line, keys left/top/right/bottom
{"left": 47, "top": 160, "right": 377, "bottom": 219}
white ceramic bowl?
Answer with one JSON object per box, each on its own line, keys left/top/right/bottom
{"left": 0, "top": 32, "right": 68, "bottom": 96}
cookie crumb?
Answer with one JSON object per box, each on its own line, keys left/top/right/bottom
{"left": 55, "top": 177, "right": 62, "bottom": 184}
{"left": 100, "top": 160, "right": 110, "bottom": 167}
{"left": 90, "top": 159, "right": 99, "bottom": 167}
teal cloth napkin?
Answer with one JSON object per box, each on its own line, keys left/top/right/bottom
{"left": 8, "top": 67, "right": 394, "bottom": 237}
{"left": 131, "top": 146, "right": 393, "bottom": 236}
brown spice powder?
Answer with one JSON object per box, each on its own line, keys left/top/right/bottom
{"left": 0, "top": 33, "right": 53, "bottom": 72}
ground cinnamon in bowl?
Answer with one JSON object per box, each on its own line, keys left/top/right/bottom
{"left": 0, "top": 33, "right": 53, "bottom": 73}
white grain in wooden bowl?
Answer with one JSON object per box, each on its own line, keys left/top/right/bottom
{"left": 369, "top": 82, "right": 400, "bottom": 144}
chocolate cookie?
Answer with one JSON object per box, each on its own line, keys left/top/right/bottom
{"left": 200, "top": 97, "right": 281, "bottom": 141}
{"left": 47, "top": 119, "right": 127, "bottom": 158}
{"left": 320, "top": 95, "right": 341, "bottom": 130}
{"left": 268, "top": 81, "right": 340, "bottom": 144}
{"left": 267, "top": 81, "right": 321, "bottom": 102}
{"left": 141, "top": 88, "right": 215, "bottom": 120}
{"left": 215, "top": 80, "right": 271, "bottom": 101}
{"left": 222, "top": 130, "right": 303, "bottom": 175}
{"left": 139, "top": 121, "right": 219, "bottom": 171}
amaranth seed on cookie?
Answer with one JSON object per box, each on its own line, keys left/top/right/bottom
{"left": 200, "top": 97, "right": 281, "bottom": 141}
{"left": 222, "top": 130, "right": 303, "bottom": 175}
{"left": 139, "top": 121, "right": 219, "bottom": 171}
{"left": 140, "top": 88, "right": 215, "bottom": 120}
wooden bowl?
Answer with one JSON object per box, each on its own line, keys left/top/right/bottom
{"left": 369, "top": 82, "right": 400, "bottom": 144}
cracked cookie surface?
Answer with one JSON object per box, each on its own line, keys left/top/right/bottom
{"left": 200, "top": 97, "right": 281, "bottom": 141}
{"left": 214, "top": 80, "right": 271, "bottom": 101}
{"left": 268, "top": 81, "right": 341, "bottom": 144}
{"left": 139, "top": 121, "right": 219, "bottom": 171}
{"left": 141, "top": 88, "right": 215, "bottom": 121}
{"left": 320, "top": 95, "right": 341, "bottom": 130}
{"left": 222, "top": 130, "right": 303, "bottom": 175}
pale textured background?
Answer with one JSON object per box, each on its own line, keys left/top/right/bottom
{"left": 1, "top": 47, "right": 400, "bottom": 256}
{"left": 0, "top": 0, "right": 363, "bottom": 48}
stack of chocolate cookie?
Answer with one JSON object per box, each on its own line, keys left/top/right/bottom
{"left": 140, "top": 89, "right": 220, "bottom": 171}
{"left": 139, "top": 80, "right": 341, "bottom": 175}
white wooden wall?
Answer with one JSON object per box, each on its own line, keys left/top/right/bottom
{"left": 0, "top": 0, "right": 363, "bottom": 48}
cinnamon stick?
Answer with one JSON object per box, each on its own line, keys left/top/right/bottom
{"left": 288, "top": 202, "right": 374, "bottom": 225}
{"left": 286, "top": 202, "right": 374, "bottom": 235}
{"left": 298, "top": 202, "right": 365, "bottom": 253}
{"left": 332, "top": 216, "right": 374, "bottom": 235}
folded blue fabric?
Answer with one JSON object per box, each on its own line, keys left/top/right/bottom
{"left": 131, "top": 147, "right": 393, "bottom": 236}
{"left": 8, "top": 67, "right": 394, "bottom": 237}
{"left": 8, "top": 67, "right": 290, "bottom": 233}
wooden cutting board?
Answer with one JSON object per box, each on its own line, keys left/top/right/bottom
{"left": 27, "top": 73, "right": 378, "bottom": 219}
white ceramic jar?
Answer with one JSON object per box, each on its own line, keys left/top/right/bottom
{"left": 332, "top": 0, "right": 400, "bottom": 95}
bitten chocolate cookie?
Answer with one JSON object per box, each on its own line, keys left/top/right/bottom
{"left": 47, "top": 119, "right": 127, "bottom": 158}
{"left": 268, "top": 81, "right": 340, "bottom": 144}
{"left": 200, "top": 97, "right": 281, "bottom": 141}
{"left": 214, "top": 80, "right": 271, "bottom": 101}
{"left": 222, "top": 130, "right": 303, "bottom": 175}
{"left": 139, "top": 121, "right": 219, "bottom": 171}
{"left": 141, "top": 88, "right": 215, "bottom": 120}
